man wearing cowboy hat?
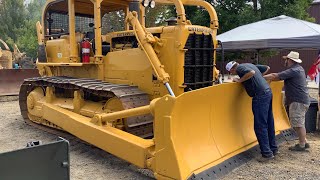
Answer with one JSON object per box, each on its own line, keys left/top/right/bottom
{"left": 225, "top": 61, "right": 277, "bottom": 162}
{"left": 264, "top": 51, "right": 310, "bottom": 151}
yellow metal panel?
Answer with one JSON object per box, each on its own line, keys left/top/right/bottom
{"left": 93, "top": 0, "right": 102, "bottom": 57}
{"left": 270, "top": 82, "right": 290, "bottom": 132}
{"left": 0, "top": 50, "right": 12, "bottom": 69}
{"left": 56, "top": 66, "right": 100, "bottom": 79}
{"left": 152, "top": 81, "right": 290, "bottom": 180}
{"left": 68, "top": 0, "right": 79, "bottom": 62}
{"left": 46, "top": 39, "right": 71, "bottom": 63}
{"left": 40, "top": 102, "right": 154, "bottom": 168}
{"left": 104, "top": 48, "right": 159, "bottom": 94}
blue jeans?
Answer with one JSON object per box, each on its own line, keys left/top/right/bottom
{"left": 252, "top": 89, "right": 278, "bottom": 157}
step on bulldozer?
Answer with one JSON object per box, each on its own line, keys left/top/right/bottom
{"left": 19, "top": 0, "right": 294, "bottom": 179}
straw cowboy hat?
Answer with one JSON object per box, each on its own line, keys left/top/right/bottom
{"left": 282, "top": 51, "right": 302, "bottom": 63}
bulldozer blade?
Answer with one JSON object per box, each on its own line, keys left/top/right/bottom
{"left": 152, "top": 81, "right": 291, "bottom": 180}
{"left": 0, "top": 69, "right": 39, "bottom": 96}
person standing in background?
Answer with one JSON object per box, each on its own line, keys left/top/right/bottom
{"left": 264, "top": 51, "right": 310, "bottom": 151}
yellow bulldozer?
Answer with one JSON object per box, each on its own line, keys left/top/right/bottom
{"left": 19, "top": 0, "right": 293, "bottom": 179}
{"left": 0, "top": 39, "right": 38, "bottom": 95}
{"left": 0, "top": 39, "right": 13, "bottom": 69}
{"left": 0, "top": 39, "right": 35, "bottom": 69}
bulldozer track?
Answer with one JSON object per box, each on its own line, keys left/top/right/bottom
{"left": 19, "top": 76, "right": 153, "bottom": 138}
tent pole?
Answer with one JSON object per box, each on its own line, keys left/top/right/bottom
{"left": 256, "top": 50, "right": 260, "bottom": 64}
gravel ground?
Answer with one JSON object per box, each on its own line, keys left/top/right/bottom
{"left": 221, "top": 133, "right": 320, "bottom": 180}
{"left": 0, "top": 95, "right": 319, "bottom": 180}
{"left": 0, "top": 97, "right": 154, "bottom": 180}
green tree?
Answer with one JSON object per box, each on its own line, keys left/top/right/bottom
{"left": 167, "top": 5, "right": 212, "bottom": 27}
{"left": 0, "top": 0, "right": 26, "bottom": 48}
{"left": 260, "top": 0, "right": 314, "bottom": 21}
{"left": 16, "top": 0, "right": 46, "bottom": 58}
{"left": 102, "top": 10, "right": 125, "bottom": 33}
{"left": 215, "top": 0, "right": 259, "bottom": 33}
{"left": 184, "top": 0, "right": 315, "bottom": 34}
{"left": 146, "top": 5, "right": 173, "bottom": 27}
{"left": 186, "top": 6, "right": 211, "bottom": 27}
{"left": 0, "top": 0, "right": 46, "bottom": 58}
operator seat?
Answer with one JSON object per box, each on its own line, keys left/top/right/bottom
{"left": 85, "top": 23, "right": 110, "bottom": 55}
{"left": 85, "top": 23, "right": 95, "bottom": 41}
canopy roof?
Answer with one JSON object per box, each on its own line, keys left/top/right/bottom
{"left": 46, "top": 0, "right": 130, "bottom": 16}
{"left": 217, "top": 15, "right": 320, "bottom": 51}
{"left": 313, "top": 0, "right": 320, "bottom": 4}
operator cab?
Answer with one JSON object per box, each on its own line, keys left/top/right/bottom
{"left": 42, "top": 0, "right": 130, "bottom": 61}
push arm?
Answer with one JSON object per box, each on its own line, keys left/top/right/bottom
{"left": 126, "top": 11, "right": 175, "bottom": 96}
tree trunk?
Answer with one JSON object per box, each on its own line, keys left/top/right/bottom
{"left": 253, "top": 0, "right": 258, "bottom": 12}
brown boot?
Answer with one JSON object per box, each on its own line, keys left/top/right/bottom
{"left": 305, "top": 143, "right": 310, "bottom": 149}
{"left": 256, "top": 155, "right": 274, "bottom": 163}
{"left": 289, "top": 144, "right": 306, "bottom": 151}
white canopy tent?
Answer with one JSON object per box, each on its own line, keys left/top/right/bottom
{"left": 217, "top": 15, "right": 320, "bottom": 51}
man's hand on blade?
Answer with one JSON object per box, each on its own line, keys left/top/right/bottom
{"left": 233, "top": 78, "right": 240, "bottom": 82}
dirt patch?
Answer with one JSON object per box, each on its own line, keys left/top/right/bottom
{"left": 221, "top": 132, "right": 320, "bottom": 180}
{"left": 0, "top": 95, "right": 19, "bottom": 102}
{"left": 309, "top": 88, "right": 318, "bottom": 100}
{"left": 0, "top": 100, "right": 154, "bottom": 180}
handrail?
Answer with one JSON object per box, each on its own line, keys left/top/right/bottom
{"left": 155, "top": 0, "right": 219, "bottom": 30}
{"left": 155, "top": 0, "right": 187, "bottom": 25}
{"left": 184, "top": 0, "right": 219, "bottom": 30}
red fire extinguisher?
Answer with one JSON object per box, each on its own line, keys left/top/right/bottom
{"left": 81, "top": 38, "right": 90, "bottom": 63}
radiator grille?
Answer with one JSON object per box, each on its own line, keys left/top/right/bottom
{"left": 184, "top": 33, "right": 214, "bottom": 92}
